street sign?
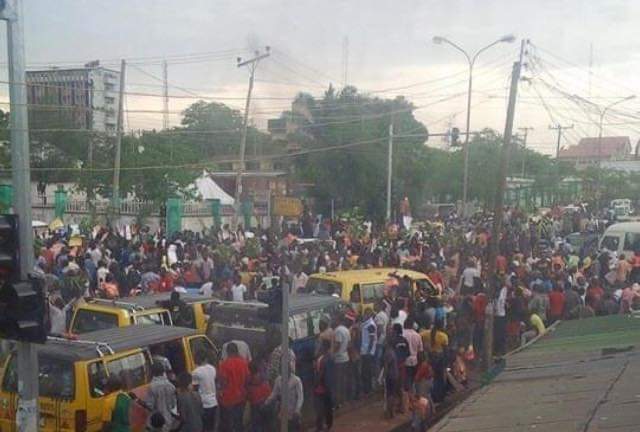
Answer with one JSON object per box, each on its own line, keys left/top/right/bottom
{"left": 272, "top": 197, "right": 303, "bottom": 217}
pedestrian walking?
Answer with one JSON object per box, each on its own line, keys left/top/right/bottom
{"left": 314, "top": 339, "right": 334, "bottom": 431}
{"left": 192, "top": 350, "right": 218, "bottom": 432}
{"left": 218, "top": 342, "right": 249, "bottom": 432}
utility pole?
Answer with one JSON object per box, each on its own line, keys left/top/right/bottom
{"left": 280, "top": 270, "right": 290, "bottom": 432}
{"left": 162, "top": 60, "right": 169, "bottom": 130}
{"left": 111, "top": 59, "right": 126, "bottom": 219}
{"left": 386, "top": 119, "right": 394, "bottom": 222}
{"left": 518, "top": 126, "right": 533, "bottom": 177}
{"left": 1, "top": 2, "right": 37, "bottom": 432}
{"left": 342, "top": 36, "right": 349, "bottom": 88}
{"left": 235, "top": 47, "right": 270, "bottom": 226}
{"left": 484, "top": 39, "right": 527, "bottom": 370}
{"left": 549, "top": 124, "right": 573, "bottom": 159}
{"left": 588, "top": 43, "right": 593, "bottom": 98}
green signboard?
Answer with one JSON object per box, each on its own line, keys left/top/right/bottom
{"left": 54, "top": 186, "right": 67, "bottom": 219}
{"left": 166, "top": 198, "right": 182, "bottom": 236}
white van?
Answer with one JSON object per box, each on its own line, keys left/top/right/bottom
{"left": 599, "top": 222, "right": 640, "bottom": 257}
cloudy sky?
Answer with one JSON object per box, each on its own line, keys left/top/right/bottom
{"left": 2, "top": 0, "right": 640, "bottom": 155}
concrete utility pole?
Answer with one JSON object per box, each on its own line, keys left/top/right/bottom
{"left": 111, "top": 59, "right": 126, "bottom": 217}
{"left": 549, "top": 124, "right": 573, "bottom": 159}
{"left": 162, "top": 60, "right": 169, "bottom": 130}
{"left": 518, "top": 126, "right": 533, "bottom": 177}
{"left": 235, "top": 47, "right": 270, "bottom": 226}
{"left": 1, "top": 2, "right": 37, "bottom": 432}
{"left": 432, "top": 34, "right": 515, "bottom": 217}
{"left": 596, "top": 96, "right": 634, "bottom": 209}
{"left": 342, "top": 36, "right": 349, "bottom": 88}
{"left": 484, "top": 39, "right": 527, "bottom": 370}
{"left": 280, "top": 272, "right": 290, "bottom": 432}
{"left": 386, "top": 119, "right": 394, "bottom": 222}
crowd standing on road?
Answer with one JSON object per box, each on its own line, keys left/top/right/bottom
{"left": 29, "top": 203, "right": 640, "bottom": 431}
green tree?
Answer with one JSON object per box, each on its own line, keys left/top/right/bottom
{"left": 288, "top": 87, "right": 429, "bottom": 220}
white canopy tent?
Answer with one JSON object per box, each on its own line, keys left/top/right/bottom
{"left": 192, "top": 173, "right": 235, "bottom": 205}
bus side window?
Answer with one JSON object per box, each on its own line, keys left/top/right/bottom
{"left": 162, "top": 311, "right": 173, "bottom": 325}
{"left": 189, "top": 336, "right": 219, "bottom": 366}
{"left": 350, "top": 285, "right": 361, "bottom": 303}
{"left": 88, "top": 361, "right": 108, "bottom": 397}
{"left": 106, "top": 353, "right": 149, "bottom": 391}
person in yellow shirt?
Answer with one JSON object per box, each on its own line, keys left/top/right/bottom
{"left": 521, "top": 313, "right": 546, "bottom": 347}
{"left": 421, "top": 321, "right": 449, "bottom": 403}
{"left": 420, "top": 323, "right": 449, "bottom": 355}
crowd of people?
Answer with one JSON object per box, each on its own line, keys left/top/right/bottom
{"left": 30, "top": 203, "right": 640, "bottom": 432}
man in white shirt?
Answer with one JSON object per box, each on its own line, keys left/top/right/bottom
{"left": 494, "top": 283, "right": 508, "bottom": 354}
{"left": 332, "top": 317, "right": 351, "bottom": 407}
{"left": 265, "top": 370, "right": 304, "bottom": 429}
{"left": 460, "top": 261, "right": 480, "bottom": 295}
{"left": 89, "top": 243, "right": 102, "bottom": 266}
{"left": 231, "top": 276, "right": 247, "bottom": 302}
{"left": 291, "top": 271, "right": 309, "bottom": 295}
{"left": 374, "top": 302, "right": 389, "bottom": 375}
{"left": 199, "top": 281, "right": 214, "bottom": 297}
{"left": 192, "top": 350, "right": 218, "bottom": 432}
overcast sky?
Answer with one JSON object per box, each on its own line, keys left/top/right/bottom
{"left": 2, "top": 0, "right": 640, "bottom": 155}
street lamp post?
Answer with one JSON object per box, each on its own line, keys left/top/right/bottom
{"left": 432, "top": 34, "right": 515, "bottom": 217}
{"left": 595, "top": 95, "right": 635, "bottom": 209}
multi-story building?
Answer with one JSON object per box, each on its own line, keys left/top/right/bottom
{"left": 26, "top": 61, "right": 120, "bottom": 134}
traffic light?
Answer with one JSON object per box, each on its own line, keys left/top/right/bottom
{"left": 450, "top": 127, "right": 460, "bottom": 147}
{"left": 0, "top": 214, "right": 19, "bottom": 282}
{"left": 0, "top": 278, "right": 48, "bottom": 343}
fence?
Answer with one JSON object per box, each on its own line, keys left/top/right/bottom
{"left": 33, "top": 198, "right": 270, "bottom": 217}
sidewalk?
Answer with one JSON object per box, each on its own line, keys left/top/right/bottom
{"left": 330, "top": 394, "right": 411, "bottom": 432}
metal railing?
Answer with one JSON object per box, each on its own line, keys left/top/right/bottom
{"left": 33, "top": 198, "right": 270, "bottom": 216}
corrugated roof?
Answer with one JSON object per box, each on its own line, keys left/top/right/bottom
{"left": 559, "top": 136, "right": 631, "bottom": 159}
{"left": 432, "top": 315, "right": 640, "bottom": 432}
{"left": 38, "top": 325, "right": 197, "bottom": 361}
{"left": 90, "top": 293, "right": 214, "bottom": 310}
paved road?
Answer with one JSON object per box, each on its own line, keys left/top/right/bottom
{"left": 327, "top": 393, "right": 411, "bottom": 432}
{"left": 430, "top": 315, "right": 640, "bottom": 432}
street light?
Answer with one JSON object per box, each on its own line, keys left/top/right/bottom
{"left": 432, "top": 34, "right": 516, "bottom": 217}
{"left": 595, "top": 95, "right": 635, "bottom": 209}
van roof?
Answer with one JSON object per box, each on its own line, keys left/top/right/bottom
{"left": 88, "top": 293, "right": 213, "bottom": 311}
{"left": 604, "top": 222, "right": 640, "bottom": 232}
{"left": 37, "top": 325, "right": 197, "bottom": 362}
{"left": 210, "top": 294, "right": 342, "bottom": 315}
{"left": 309, "top": 268, "right": 431, "bottom": 283}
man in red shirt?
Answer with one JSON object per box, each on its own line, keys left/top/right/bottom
{"left": 472, "top": 291, "right": 488, "bottom": 355}
{"left": 586, "top": 278, "right": 605, "bottom": 310}
{"left": 217, "top": 342, "right": 249, "bottom": 432}
{"left": 427, "top": 264, "right": 444, "bottom": 293}
{"left": 548, "top": 284, "right": 565, "bottom": 324}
